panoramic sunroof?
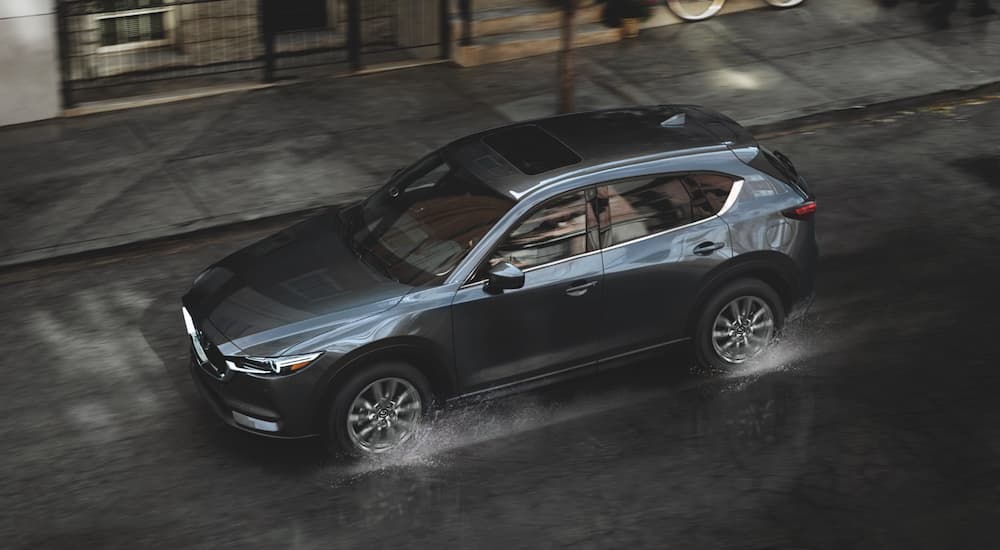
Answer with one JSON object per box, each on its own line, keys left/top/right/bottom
{"left": 483, "top": 125, "right": 582, "bottom": 175}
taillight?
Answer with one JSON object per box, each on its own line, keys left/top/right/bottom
{"left": 782, "top": 201, "right": 816, "bottom": 220}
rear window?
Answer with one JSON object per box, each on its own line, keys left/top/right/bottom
{"left": 749, "top": 149, "right": 794, "bottom": 183}
{"left": 483, "top": 125, "right": 582, "bottom": 175}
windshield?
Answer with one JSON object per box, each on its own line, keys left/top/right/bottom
{"left": 348, "top": 153, "right": 515, "bottom": 286}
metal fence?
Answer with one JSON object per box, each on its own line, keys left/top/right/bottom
{"left": 56, "top": 0, "right": 450, "bottom": 106}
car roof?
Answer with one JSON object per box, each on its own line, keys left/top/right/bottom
{"left": 443, "top": 105, "right": 757, "bottom": 199}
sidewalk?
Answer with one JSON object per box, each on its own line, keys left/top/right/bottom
{"left": 2, "top": 0, "right": 998, "bottom": 268}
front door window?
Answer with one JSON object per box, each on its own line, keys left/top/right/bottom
{"left": 478, "top": 188, "right": 598, "bottom": 278}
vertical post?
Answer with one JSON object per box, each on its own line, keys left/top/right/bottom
{"left": 347, "top": 0, "right": 361, "bottom": 71}
{"left": 55, "top": 0, "right": 74, "bottom": 109}
{"left": 439, "top": 0, "right": 452, "bottom": 60}
{"left": 260, "top": 0, "right": 275, "bottom": 82}
{"left": 459, "top": 0, "right": 472, "bottom": 46}
{"left": 557, "top": 0, "right": 576, "bottom": 114}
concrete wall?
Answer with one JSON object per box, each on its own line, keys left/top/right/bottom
{"left": 0, "top": 0, "right": 62, "bottom": 126}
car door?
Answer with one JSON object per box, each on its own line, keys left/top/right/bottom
{"left": 595, "top": 172, "right": 737, "bottom": 365}
{"left": 451, "top": 187, "right": 605, "bottom": 391}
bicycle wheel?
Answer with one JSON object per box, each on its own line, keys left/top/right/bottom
{"left": 764, "top": 0, "right": 805, "bottom": 7}
{"left": 666, "top": 0, "right": 727, "bottom": 21}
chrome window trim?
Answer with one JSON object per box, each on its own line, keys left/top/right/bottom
{"left": 460, "top": 248, "right": 602, "bottom": 290}
{"left": 458, "top": 179, "right": 743, "bottom": 289}
{"left": 602, "top": 216, "right": 716, "bottom": 253}
{"left": 716, "top": 178, "right": 744, "bottom": 217}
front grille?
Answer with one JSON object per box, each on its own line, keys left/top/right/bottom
{"left": 192, "top": 330, "right": 229, "bottom": 380}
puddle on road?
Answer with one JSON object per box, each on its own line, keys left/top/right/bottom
{"left": 324, "top": 316, "right": 839, "bottom": 486}
{"left": 326, "top": 385, "right": 665, "bottom": 485}
{"left": 721, "top": 317, "right": 834, "bottom": 390}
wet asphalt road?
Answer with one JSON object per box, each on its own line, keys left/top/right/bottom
{"left": 3, "top": 98, "right": 1000, "bottom": 550}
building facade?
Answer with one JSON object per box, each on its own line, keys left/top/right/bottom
{"left": 1, "top": 1, "right": 63, "bottom": 126}
{"left": 1, "top": 0, "right": 767, "bottom": 127}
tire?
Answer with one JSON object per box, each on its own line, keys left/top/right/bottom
{"left": 693, "top": 278, "right": 785, "bottom": 371}
{"left": 666, "top": 0, "right": 727, "bottom": 21}
{"left": 764, "top": 0, "right": 805, "bottom": 7}
{"left": 323, "top": 361, "right": 433, "bottom": 458}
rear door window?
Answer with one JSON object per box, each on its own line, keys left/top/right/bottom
{"left": 599, "top": 175, "right": 693, "bottom": 247}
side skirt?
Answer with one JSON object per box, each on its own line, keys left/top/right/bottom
{"left": 444, "top": 337, "right": 692, "bottom": 408}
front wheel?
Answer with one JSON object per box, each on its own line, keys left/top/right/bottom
{"left": 324, "top": 362, "right": 433, "bottom": 458}
{"left": 666, "top": 0, "right": 727, "bottom": 21}
{"left": 764, "top": 0, "right": 805, "bottom": 7}
{"left": 693, "top": 278, "right": 785, "bottom": 371}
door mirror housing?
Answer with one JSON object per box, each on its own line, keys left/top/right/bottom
{"left": 485, "top": 261, "right": 524, "bottom": 292}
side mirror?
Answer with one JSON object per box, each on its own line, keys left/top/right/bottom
{"left": 486, "top": 261, "right": 524, "bottom": 292}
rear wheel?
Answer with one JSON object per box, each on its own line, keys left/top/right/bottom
{"left": 694, "top": 279, "right": 784, "bottom": 371}
{"left": 324, "top": 362, "right": 432, "bottom": 458}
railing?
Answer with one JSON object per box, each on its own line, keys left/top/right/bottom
{"left": 459, "top": 0, "right": 472, "bottom": 46}
{"left": 56, "top": 0, "right": 450, "bottom": 106}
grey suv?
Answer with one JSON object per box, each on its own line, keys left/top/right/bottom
{"left": 181, "top": 106, "right": 817, "bottom": 456}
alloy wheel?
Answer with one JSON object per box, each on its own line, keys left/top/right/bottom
{"left": 711, "top": 295, "right": 775, "bottom": 363}
{"left": 346, "top": 377, "right": 422, "bottom": 453}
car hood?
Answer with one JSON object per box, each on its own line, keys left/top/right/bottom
{"left": 183, "top": 209, "right": 411, "bottom": 356}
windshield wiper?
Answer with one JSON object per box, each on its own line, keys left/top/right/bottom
{"left": 360, "top": 248, "right": 397, "bottom": 282}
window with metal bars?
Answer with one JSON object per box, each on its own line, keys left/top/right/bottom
{"left": 96, "top": 0, "right": 171, "bottom": 47}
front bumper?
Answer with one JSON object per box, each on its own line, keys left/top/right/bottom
{"left": 189, "top": 355, "right": 322, "bottom": 439}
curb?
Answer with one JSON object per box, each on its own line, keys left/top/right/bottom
{"left": 748, "top": 81, "right": 1000, "bottom": 139}
{"left": 3, "top": 82, "right": 999, "bottom": 276}
{"left": 62, "top": 59, "right": 452, "bottom": 119}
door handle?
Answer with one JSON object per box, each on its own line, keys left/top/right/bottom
{"left": 565, "top": 280, "right": 598, "bottom": 297}
{"left": 693, "top": 241, "right": 725, "bottom": 255}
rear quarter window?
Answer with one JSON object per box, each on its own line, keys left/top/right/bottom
{"left": 744, "top": 174, "right": 794, "bottom": 202}
{"left": 686, "top": 173, "right": 736, "bottom": 214}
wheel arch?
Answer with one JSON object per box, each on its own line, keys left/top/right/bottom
{"left": 312, "top": 337, "right": 455, "bottom": 430}
{"left": 686, "top": 251, "right": 801, "bottom": 336}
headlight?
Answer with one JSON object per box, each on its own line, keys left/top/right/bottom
{"left": 228, "top": 352, "right": 323, "bottom": 376}
{"left": 181, "top": 306, "right": 196, "bottom": 335}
